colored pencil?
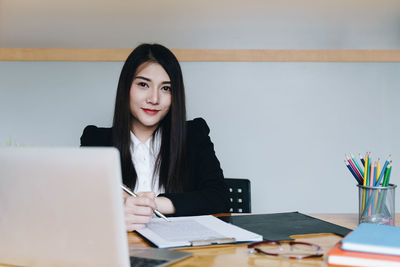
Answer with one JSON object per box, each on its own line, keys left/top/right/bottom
{"left": 366, "top": 153, "right": 371, "bottom": 187}
{"left": 361, "top": 152, "right": 369, "bottom": 213}
{"left": 383, "top": 164, "right": 392, "bottom": 187}
{"left": 351, "top": 153, "right": 364, "bottom": 178}
{"left": 387, "top": 164, "right": 392, "bottom": 185}
{"left": 382, "top": 165, "right": 390, "bottom": 187}
{"left": 363, "top": 153, "right": 368, "bottom": 186}
{"left": 359, "top": 153, "right": 365, "bottom": 166}
{"left": 376, "top": 159, "right": 380, "bottom": 184}
{"left": 367, "top": 161, "right": 374, "bottom": 216}
{"left": 369, "top": 161, "right": 375, "bottom": 187}
{"left": 344, "top": 160, "right": 362, "bottom": 184}
{"left": 346, "top": 155, "right": 363, "bottom": 183}
{"left": 374, "top": 155, "right": 391, "bottom": 186}
{"left": 373, "top": 163, "right": 379, "bottom": 212}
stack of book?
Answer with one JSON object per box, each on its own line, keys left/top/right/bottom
{"left": 327, "top": 223, "right": 400, "bottom": 266}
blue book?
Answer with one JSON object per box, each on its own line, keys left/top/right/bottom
{"left": 341, "top": 223, "right": 400, "bottom": 256}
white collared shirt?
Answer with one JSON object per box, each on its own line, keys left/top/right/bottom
{"left": 130, "top": 130, "right": 164, "bottom": 195}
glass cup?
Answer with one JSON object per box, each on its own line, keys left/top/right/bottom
{"left": 357, "top": 184, "right": 396, "bottom": 225}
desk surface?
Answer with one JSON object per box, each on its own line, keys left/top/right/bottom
{"left": 1, "top": 213, "right": 398, "bottom": 267}
{"left": 128, "top": 213, "right": 400, "bottom": 267}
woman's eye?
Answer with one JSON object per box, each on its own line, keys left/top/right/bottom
{"left": 161, "top": 86, "right": 171, "bottom": 91}
{"left": 138, "top": 82, "right": 148, "bottom": 88}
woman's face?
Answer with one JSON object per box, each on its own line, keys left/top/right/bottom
{"left": 129, "top": 62, "right": 172, "bottom": 135}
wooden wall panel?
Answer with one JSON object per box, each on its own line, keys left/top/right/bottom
{"left": 1, "top": 48, "right": 400, "bottom": 62}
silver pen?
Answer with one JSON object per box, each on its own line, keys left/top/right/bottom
{"left": 121, "top": 184, "right": 170, "bottom": 222}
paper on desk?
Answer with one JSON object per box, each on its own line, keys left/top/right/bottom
{"left": 136, "top": 215, "right": 262, "bottom": 248}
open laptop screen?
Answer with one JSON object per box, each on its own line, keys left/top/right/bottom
{"left": 0, "top": 147, "right": 130, "bottom": 267}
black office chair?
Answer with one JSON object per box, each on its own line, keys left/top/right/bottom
{"left": 224, "top": 178, "right": 251, "bottom": 213}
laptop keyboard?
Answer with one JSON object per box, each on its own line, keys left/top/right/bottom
{"left": 130, "top": 256, "right": 168, "bottom": 267}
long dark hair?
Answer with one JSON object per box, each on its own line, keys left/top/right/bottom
{"left": 112, "top": 43, "right": 187, "bottom": 193}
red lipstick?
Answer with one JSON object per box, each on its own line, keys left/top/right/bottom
{"left": 142, "top": 108, "right": 159, "bottom": 115}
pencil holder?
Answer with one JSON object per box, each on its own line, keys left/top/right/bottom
{"left": 357, "top": 184, "right": 396, "bottom": 225}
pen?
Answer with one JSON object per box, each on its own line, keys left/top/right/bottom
{"left": 121, "top": 184, "right": 170, "bottom": 222}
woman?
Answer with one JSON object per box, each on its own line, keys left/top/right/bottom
{"left": 80, "top": 43, "right": 229, "bottom": 231}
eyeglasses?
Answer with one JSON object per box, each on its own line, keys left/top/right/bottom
{"left": 248, "top": 240, "right": 323, "bottom": 260}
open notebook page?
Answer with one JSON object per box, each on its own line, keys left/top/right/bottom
{"left": 136, "top": 215, "right": 262, "bottom": 248}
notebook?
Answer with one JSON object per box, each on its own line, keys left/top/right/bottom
{"left": 218, "top": 212, "right": 352, "bottom": 240}
{"left": 0, "top": 147, "right": 191, "bottom": 267}
{"left": 328, "top": 241, "right": 400, "bottom": 267}
{"left": 136, "top": 215, "right": 263, "bottom": 248}
{"left": 341, "top": 223, "right": 400, "bottom": 256}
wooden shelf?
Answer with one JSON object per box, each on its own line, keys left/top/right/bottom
{"left": 1, "top": 48, "right": 400, "bottom": 62}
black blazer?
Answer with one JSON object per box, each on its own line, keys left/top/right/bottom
{"left": 80, "top": 117, "right": 229, "bottom": 216}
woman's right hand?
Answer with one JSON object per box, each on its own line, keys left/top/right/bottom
{"left": 124, "top": 191, "right": 156, "bottom": 232}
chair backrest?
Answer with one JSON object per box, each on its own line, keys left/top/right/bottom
{"left": 224, "top": 178, "right": 251, "bottom": 213}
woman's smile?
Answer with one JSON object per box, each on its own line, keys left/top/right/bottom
{"left": 142, "top": 108, "right": 160, "bottom": 115}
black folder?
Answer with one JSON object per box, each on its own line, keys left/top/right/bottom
{"left": 218, "top": 211, "right": 352, "bottom": 241}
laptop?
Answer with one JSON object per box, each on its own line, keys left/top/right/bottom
{"left": 0, "top": 147, "right": 191, "bottom": 267}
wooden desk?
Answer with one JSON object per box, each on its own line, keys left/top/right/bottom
{"left": 128, "top": 213, "right": 400, "bottom": 267}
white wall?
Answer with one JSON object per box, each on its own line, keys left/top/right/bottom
{"left": 1, "top": 61, "right": 399, "bottom": 213}
{"left": 1, "top": 0, "right": 400, "bottom": 213}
